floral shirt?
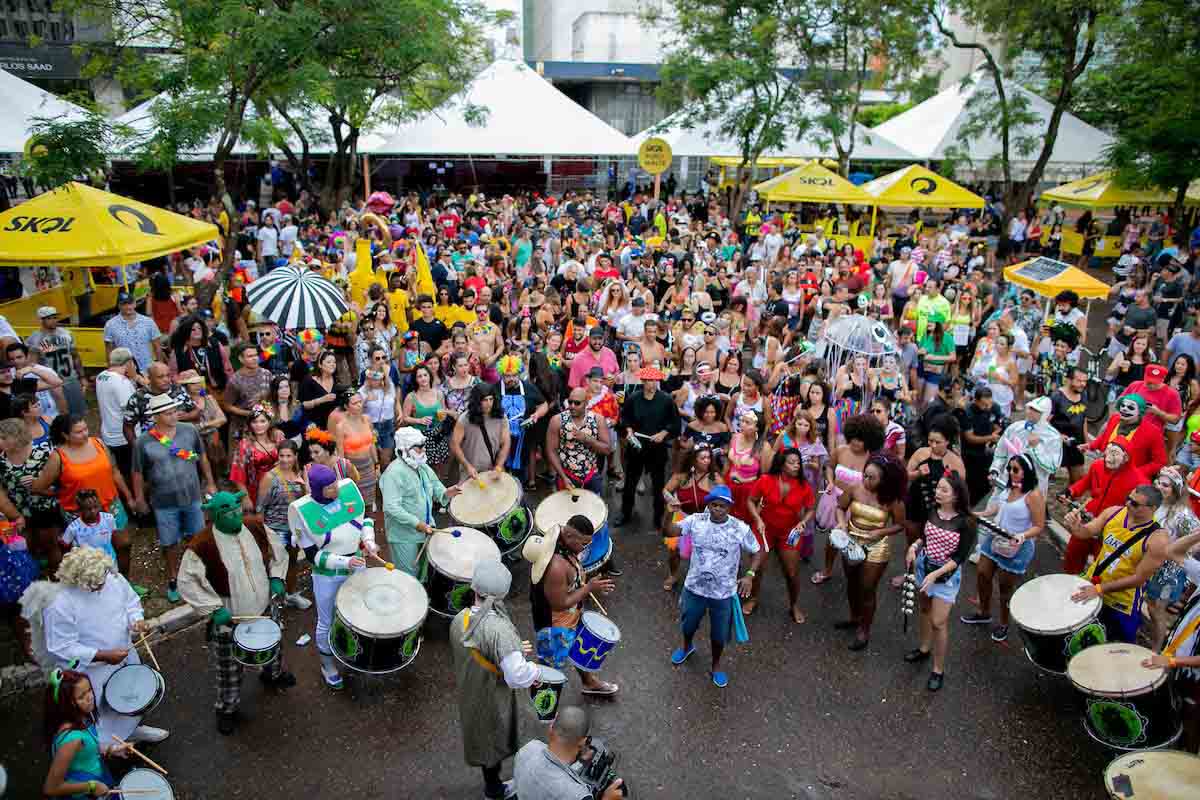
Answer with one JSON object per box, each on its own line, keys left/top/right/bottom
{"left": 0, "top": 450, "right": 56, "bottom": 515}
{"left": 102, "top": 313, "right": 161, "bottom": 370}
{"left": 679, "top": 510, "right": 759, "bottom": 600}
{"left": 124, "top": 385, "right": 197, "bottom": 438}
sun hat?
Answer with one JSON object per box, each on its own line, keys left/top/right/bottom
{"left": 147, "top": 394, "right": 180, "bottom": 415}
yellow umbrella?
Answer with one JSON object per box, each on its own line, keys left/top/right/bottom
{"left": 1003, "top": 256, "right": 1110, "bottom": 300}
{"left": 860, "top": 164, "right": 984, "bottom": 209}
{"left": 1039, "top": 170, "right": 1200, "bottom": 209}
{"left": 0, "top": 182, "right": 218, "bottom": 267}
{"left": 753, "top": 160, "right": 873, "bottom": 204}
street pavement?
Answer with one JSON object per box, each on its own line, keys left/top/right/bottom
{"left": 6, "top": 485, "right": 1122, "bottom": 800}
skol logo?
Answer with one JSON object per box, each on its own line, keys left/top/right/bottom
{"left": 108, "top": 204, "right": 161, "bottom": 235}
{"left": 795, "top": 177, "right": 834, "bottom": 186}
{"left": 3, "top": 215, "right": 76, "bottom": 234}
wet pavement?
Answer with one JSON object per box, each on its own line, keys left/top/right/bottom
{"left": 6, "top": 485, "right": 1123, "bottom": 800}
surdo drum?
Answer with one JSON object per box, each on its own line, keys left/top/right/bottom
{"left": 331, "top": 567, "right": 429, "bottom": 673}
{"left": 449, "top": 471, "right": 532, "bottom": 560}
{"left": 1068, "top": 643, "right": 1181, "bottom": 751}
{"left": 1009, "top": 573, "right": 1105, "bottom": 675}
{"left": 425, "top": 526, "right": 501, "bottom": 618}
{"left": 535, "top": 489, "right": 611, "bottom": 575}
{"left": 119, "top": 768, "right": 175, "bottom": 800}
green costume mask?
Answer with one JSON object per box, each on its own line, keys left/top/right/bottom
{"left": 203, "top": 491, "right": 246, "bottom": 535}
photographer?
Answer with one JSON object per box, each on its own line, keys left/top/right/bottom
{"left": 514, "top": 706, "right": 624, "bottom": 800}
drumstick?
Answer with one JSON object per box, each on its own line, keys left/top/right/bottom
{"left": 366, "top": 552, "right": 395, "bottom": 571}
{"left": 135, "top": 633, "right": 160, "bottom": 671}
{"left": 232, "top": 615, "right": 270, "bottom": 621}
{"left": 112, "top": 735, "right": 168, "bottom": 775}
{"left": 589, "top": 592, "right": 608, "bottom": 615}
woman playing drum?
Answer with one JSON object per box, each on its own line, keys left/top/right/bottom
{"left": 43, "top": 669, "right": 134, "bottom": 799}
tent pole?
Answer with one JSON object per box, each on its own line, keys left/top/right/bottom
{"left": 363, "top": 155, "right": 371, "bottom": 199}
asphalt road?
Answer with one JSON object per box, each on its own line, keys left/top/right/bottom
{"left": 6, "top": 479, "right": 1131, "bottom": 800}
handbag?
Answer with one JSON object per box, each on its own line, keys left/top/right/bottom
{"left": 815, "top": 485, "right": 841, "bottom": 530}
{"left": 991, "top": 532, "right": 1023, "bottom": 559}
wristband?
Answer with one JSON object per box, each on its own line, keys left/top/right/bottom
{"left": 88, "top": 781, "right": 98, "bottom": 797}
{"left": 1169, "top": 657, "right": 1178, "bottom": 669}
{"left": 744, "top": 569, "right": 756, "bottom": 578}
{"left": 1094, "top": 583, "right": 1105, "bottom": 596}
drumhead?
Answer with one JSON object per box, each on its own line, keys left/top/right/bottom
{"left": 120, "top": 768, "right": 174, "bottom": 800}
{"left": 427, "top": 527, "right": 500, "bottom": 581}
{"left": 537, "top": 665, "right": 567, "bottom": 685}
{"left": 535, "top": 489, "right": 608, "bottom": 535}
{"left": 1009, "top": 574, "right": 1100, "bottom": 634}
{"left": 233, "top": 619, "right": 281, "bottom": 651}
{"left": 581, "top": 610, "right": 621, "bottom": 644}
{"left": 1068, "top": 644, "right": 1165, "bottom": 696}
{"left": 449, "top": 472, "right": 521, "bottom": 526}
{"left": 104, "top": 664, "right": 159, "bottom": 714}
{"left": 336, "top": 567, "right": 429, "bottom": 637}
{"left": 1104, "top": 750, "right": 1200, "bottom": 799}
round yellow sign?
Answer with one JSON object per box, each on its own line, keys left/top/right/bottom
{"left": 638, "top": 137, "right": 673, "bottom": 175}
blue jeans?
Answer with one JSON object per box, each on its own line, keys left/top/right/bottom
{"left": 154, "top": 502, "right": 205, "bottom": 547}
{"left": 679, "top": 587, "right": 734, "bottom": 647}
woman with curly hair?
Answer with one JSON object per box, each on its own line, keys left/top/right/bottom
{"left": 814, "top": 413, "right": 884, "bottom": 586}
{"left": 835, "top": 451, "right": 908, "bottom": 650}
{"left": 450, "top": 381, "right": 511, "bottom": 481}
{"left": 662, "top": 443, "right": 725, "bottom": 591}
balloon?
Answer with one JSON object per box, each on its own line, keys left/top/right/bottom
{"left": 359, "top": 213, "right": 393, "bottom": 251}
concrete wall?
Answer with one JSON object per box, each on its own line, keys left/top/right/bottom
{"left": 525, "top": 0, "right": 666, "bottom": 63}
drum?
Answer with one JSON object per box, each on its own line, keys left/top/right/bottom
{"left": 1103, "top": 749, "right": 1200, "bottom": 798}
{"left": 103, "top": 664, "right": 165, "bottom": 717}
{"left": 1009, "top": 573, "right": 1105, "bottom": 675}
{"left": 232, "top": 618, "right": 282, "bottom": 668}
{"left": 535, "top": 489, "right": 611, "bottom": 575}
{"left": 530, "top": 665, "right": 567, "bottom": 722}
{"left": 449, "top": 471, "right": 532, "bottom": 560}
{"left": 568, "top": 610, "right": 621, "bottom": 672}
{"left": 118, "top": 768, "right": 175, "bottom": 800}
{"left": 331, "top": 567, "right": 429, "bottom": 673}
{"left": 425, "top": 526, "right": 501, "bottom": 618}
{"left": 1068, "top": 643, "right": 1181, "bottom": 750}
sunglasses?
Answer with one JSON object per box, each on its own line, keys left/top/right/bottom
{"left": 567, "top": 399, "right": 584, "bottom": 407}
{"left": 1126, "top": 498, "right": 1145, "bottom": 508}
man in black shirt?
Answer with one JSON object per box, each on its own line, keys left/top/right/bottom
{"left": 411, "top": 294, "right": 449, "bottom": 354}
{"left": 614, "top": 366, "right": 678, "bottom": 528}
{"left": 919, "top": 378, "right": 966, "bottom": 451}
{"left": 961, "top": 386, "right": 1004, "bottom": 505}
{"left": 1050, "top": 367, "right": 1090, "bottom": 483}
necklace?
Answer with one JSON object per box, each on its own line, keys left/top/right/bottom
{"left": 149, "top": 427, "right": 199, "bottom": 461}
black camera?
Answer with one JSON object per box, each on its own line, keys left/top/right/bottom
{"left": 574, "top": 736, "right": 628, "bottom": 798}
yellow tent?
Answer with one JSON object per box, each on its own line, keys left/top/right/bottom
{"left": 1003, "top": 256, "right": 1110, "bottom": 300}
{"left": 0, "top": 182, "right": 218, "bottom": 266}
{"left": 860, "top": 164, "right": 984, "bottom": 209}
{"left": 1039, "top": 171, "right": 1200, "bottom": 209}
{"left": 752, "top": 160, "right": 874, "bottom": 204}
{"left": 710, "top": 156, "right": 811, "bottom": 169}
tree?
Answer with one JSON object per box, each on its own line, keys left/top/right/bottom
{"left": 21, "top": 110, "right": 130, "bottom": 190}
{"left": 930, "top": 0, "right": 1113, "bottom": 223}
{"left": 1077, "top": 0, "right": 1200, "bottom": 230}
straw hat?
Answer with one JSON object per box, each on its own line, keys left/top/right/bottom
{"left": 522, "top": 525, "right": 561, "bottom": 584}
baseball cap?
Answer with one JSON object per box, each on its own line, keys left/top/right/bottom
{"left": 117, "top": 291, "right": 134, "bottom": 305}
{"left": 109, "top": 347, "right": 135, "bottom": 366}
{"left": 632, "top": 296, "right": 646, "bottom": 307}
{"left": 36, "top": 306, "right": 57, "bottom": 319}
{"left": 1145, "top": 364, "right": 1167, "bottom": 382}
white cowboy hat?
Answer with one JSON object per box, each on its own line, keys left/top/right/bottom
{"left": 522, "top": 524, "right": 561, "bottom": 584}
{"left": 147, "top": 393, "right": 181, "bottom": 416}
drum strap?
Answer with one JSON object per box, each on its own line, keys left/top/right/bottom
{"left": 1165, "top": 599, "right": 1200, "bottom": 657}
{"left": 1091, "top": 517, "right": 1160, "bottom": 581}
{"left": 461, "top": 611, "right": 502, "bottom": 678}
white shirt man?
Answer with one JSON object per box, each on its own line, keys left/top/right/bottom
{"left": 256, "top": 223, "right": 279, "bottom": 262}
{"left": 616, "top": 300, "right": 650, "bottom": 341}
{"left": 763, "top": 227, "right": 785, "bottom": 264}
{"left": 278, "top": 215, "right": 298, "bottom": 258}
{"left": 96, "top": 349, "right": 138, "bottom": 449}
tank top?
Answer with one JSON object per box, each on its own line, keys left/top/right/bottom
{"left": 727, "top": 436, "right": 759, "bottom": 482}
{"left": 877, "top": 374, "right": 901, "bottom": 402}
{"left": 1088, "top": 508, "right": 1160, "bottom": 613}
{"left": 556, "top": 410, "right": 600, "bottom": 480}
{"left": 995, "top": 492, "right": 1033, "bottom": 537}
{"left": 57, "top": 438, "right": 118, "bottom": 513}
{"left": 675, "top": 478, "right": 709, "bottom": 515}
{"left": 834, "top": 463, "right": 863, "bottom": 488}
{"left": 412, "top": 394, "right": 442, "bottom": 437}
{"left": 732, "top": 392, "right": 764, "bottom": 433}
{"left": 910, "top": 456, "right": 946, "bottom": 507}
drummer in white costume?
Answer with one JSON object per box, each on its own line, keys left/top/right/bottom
{"left": 288, "top": 464, "right": 378, "bottom": 689}
{"left": 379, "top": 427, "right": 462, "bottom": 577}
{"left": 30, "top": 548, "right": 168, "bottom": 745}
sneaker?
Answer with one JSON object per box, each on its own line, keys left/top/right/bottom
{"left": 670, "top": 646, "right": 695, "bottom": 665}
{"left": 991, "top": 624, "right": 1009, "bottom": 642}
{"left": 166, "top": 586, "right": 181, "bottom": 604}
{"left": 960, "top": 612, "right": 993, "bottom": 625}
{"left": 927, "top": 672, "right": 945, "bottom": 692}
{"left": 216, "top": 711, "right": 237, "bottom": 735}
{"left": 711, "top": 670, "right": 729, "bottom": 688}
{"left": 285, "top": 593, "right": 312, "bottom": 610}
{"left": 128, "top": 725, "right": 169, "bottom": 744}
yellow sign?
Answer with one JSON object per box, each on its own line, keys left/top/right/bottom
{"left": 638, "top": 137, "right": 673, "bottom": 175}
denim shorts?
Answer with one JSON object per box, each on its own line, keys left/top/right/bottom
{"left": 373, "top": 419, "right": 396, "bottom": 451}
{"left": 915, "top": 552, "right": 962, "bottom": 604}
{"left": 980, "top": 534, "right": 1035, "bottom": 575}
{"left": 679, "top": 587, "right": 734, "bottom": 646}
{"left": 1145, "top": 560, "right": 1189, "bottom": 603}
{"left": 153, "top": 502, "right": 205, "bottom": 547}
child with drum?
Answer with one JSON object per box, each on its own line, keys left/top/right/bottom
{"left": 42, "top": 668, "right": 134, "bottom": 799}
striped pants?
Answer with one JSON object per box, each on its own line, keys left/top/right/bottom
{"left": 210, "top": 605, "right": 284, "bottom": 714}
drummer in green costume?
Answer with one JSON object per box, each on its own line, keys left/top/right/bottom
{"left": 449, "top": 558, "right": 541, "bottom": 800}
{"left": 379, "top": 427, "right": 462, "bottom": 576}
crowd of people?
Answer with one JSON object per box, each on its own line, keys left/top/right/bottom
{"left": 6, "top": 184, "right": 1200, "bottom": 798}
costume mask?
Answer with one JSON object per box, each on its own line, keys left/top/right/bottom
{"left": 203, "top": 491, "right": 246, "bottom": 535}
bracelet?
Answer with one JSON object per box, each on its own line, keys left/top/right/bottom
{"left": 1094, "top": 583, "right": 1105, "bottom": 596}
{"left": 1169, "top": 657, "right": 1178, "bottom": 669}
{"left": 744, "top": 569, "right": 756, "bottom": 578}
{"left": 88, "top": 780, "right": 97, "bottom": 797}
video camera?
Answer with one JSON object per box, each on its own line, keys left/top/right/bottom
{"left": 574, "top": 736, "right": 628, "bottom": 798}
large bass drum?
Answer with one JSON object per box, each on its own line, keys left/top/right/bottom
{"left": 535, "top": 489, "right": 611, "bottom": 575}
{"left": 1068, "top": 643, "right": 1181, "bottom": 751}
{"left": 1009, "top": 573, "right": 1105, "bottom": 675}
{"left": 426, "top": 526, "right": 501, "bottom": 618}
{"left": 331, "top": 567, "right": 429, "bottom": 674}
{"left": 449, "top": 470, "right": 532, "bottom": 560}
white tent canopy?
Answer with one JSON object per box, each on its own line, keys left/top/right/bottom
{"left": 0, "top": 69, "right": 88, "bottom": 154}
{"left": 371, "top": 60, "right": 635, "bottom": 156}
{"left": 632, "top": 97, "right": 916, "bottom": 161}
{"left": 872, "top": 71, "right": 1114, "bottom": 181}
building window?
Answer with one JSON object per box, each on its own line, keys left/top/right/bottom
{"left": 0, "top": 21, "right": 7, "bottom": 38}
{"left": 14, "top": 21, "right": 28, "bottom": 37}
{"left": 32, "top": 20, "right": 45, "bottom": 36}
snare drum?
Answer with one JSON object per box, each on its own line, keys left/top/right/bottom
{"left": 426, "top": 526, "right": 501, "bottom": 617}
{"left": 1068, "top": 643, "right": 1182, "bottom": 750}
{"left": 1103, "top": 749, "right": 1200, "bottom": 798}
{"left": 331, "top": 567, "right": 429, "bottom": 673}
{"left": 232, "top": 618, "right": 282, "bottom": 668}
{"left": 535, "top": 489, "right": 611, "bottom": 575}
{"left": 119, "top": 768, "right": 175, "bottom": 800}
{"left": 568, "top": 610, "right": 621, "bottom": 672}
{"left": 449, "top": 471, "right": 532, "bottom": 560}
{"left": 103, "top": 663, "right": 165, "bottom": 717}
{"left": 1009, "top": 573, "right": 1105, "bottom": 675}
{"left": 530, "top": 665, "right": 567, "bottom": 722}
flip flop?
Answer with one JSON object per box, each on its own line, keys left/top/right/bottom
{"left": 581, "top": 681, "right": 619, "bottom": 696}
{"left": 791, "top": 607, "right": 807, "bottom": 625}
{"left": 711, "top": 671, "right": 728, "bottom": 688}
{"left": 811, "top": 571, "right": 831, "bottom": 585}
{"left": 670, "top": 646, "right": 695, "bottom": 665}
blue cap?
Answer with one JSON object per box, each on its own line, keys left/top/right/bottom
{"left": 704, "top": 485, "right": 734, "bottom": 506}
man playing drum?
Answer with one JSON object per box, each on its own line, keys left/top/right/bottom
{"left": 497, "top": 355, "right": 550, "bottom": 484}
{"left": 1067, "top": 484, "right": 1170, "bottom": 644}
{"left": 546, "top": 387, "right": 612, "bottom": 494}
{"left": 379, "top": 427, "right": 462, "bottom": 577}
{"left": 524, "top": 514, "right": 619, "bottom": 697}
{"left": 449, "top": 559, "right": 542, "bottom": 800}
{"left": 177, "top": 490, "right": 295, "bottom": 734}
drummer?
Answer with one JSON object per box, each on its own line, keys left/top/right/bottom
{"left": 36, "top": 547, "right": 169, "bottom": 745}
{"left": 546, "top": 387, "right": 613, "bottom": 493}
{"left": 1067, "top": 484, "right": 1169, "bottom": 643}
{"left": 1143, "top": 527, "right": 1200, "bottom": 751}
{"left": 379, "top": 427, "right": 462, "bottom": 577}
{"left": 523, "top": 514, "right": 619, "bottom": 697}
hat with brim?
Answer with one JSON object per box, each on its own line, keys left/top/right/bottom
{"left": 147, "top": 393, "right": 180, "bottom": 415}
{"left": 522, "top": 524, "right": 560, "bottom": 584}
{"left": 1145, "top": 364, "right": 1168, "bottom": 383}
{"left": 176, "top": 369, "right": 205, "bottom": 385}
{"left": 36, "top": 306, "right": 57, "bottom": 319}
{"left": 705, "top": 485, "right": 734, "bottom": 506}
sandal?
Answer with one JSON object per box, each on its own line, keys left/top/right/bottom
{"left": 662, "top": 576, "right": 676, "bottom": 592}
{"left": 740, "top": 599, "right": 758, "bottom": 616}
{"left": 791, "top": 606, "right": 807, "bottom": 625}
{"left": 811, "top": 571, "right": 831, "bottom": 585}
{"left": 581, "top": 681, "right": 619, "bottom": 697}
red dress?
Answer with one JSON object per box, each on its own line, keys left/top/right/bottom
{"left": 750, "top": 474, "right": 815, "bottom": 551}
{"left": 229, "top": 439, "right": 279, "bottom": 506}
